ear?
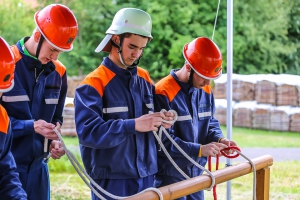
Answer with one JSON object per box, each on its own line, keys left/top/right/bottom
{"left": 111, "top": 35, "right": 120, "bottom": 45}
{"left": 33, "top": 31, "right": 41, "bottom": 43}
{"left": 185, "top": 63, "right": 191, "bottom": 72}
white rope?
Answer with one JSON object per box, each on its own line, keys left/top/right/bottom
{"left": 157, "top": 109, "right": 216, "bottom": 191}
{"left": 52, "top": 128, "right": 163, "bottom": 200}
{"left": 212, "top": 0, "right": 221, "bottom": 41}
{"left": 234, "top": 150, "right": 257, "bottom": 200}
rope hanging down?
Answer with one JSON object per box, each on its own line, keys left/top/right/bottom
{"left": 212, "top": 0, "right": 221, "bottom": 41}
{"left": 208, "top": 146, "right": 257, "bottom": 200}
{"left": 53, "top": 128, "right": 163, "bottom": 200}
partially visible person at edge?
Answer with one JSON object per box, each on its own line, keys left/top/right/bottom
{"left": 0, "top": 37, "right": 27, "bottom": 200}
{"left": 74, "top": 8, "right": 174, "bottom": 200}
{"left": 154, "top": 37, "right": 238, "bottom": 200}
{"left": 0, "top": 4, "right": 78, "bottom": 200}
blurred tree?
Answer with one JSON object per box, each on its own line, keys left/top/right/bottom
{"left": 37, "top": 0, "right": 120, "bottom": 75}
{"left": 1, "top": 0, "right": 299, "bottom": 79}
{"left": 232, "top": 0, "right": 295, "bottom": 74}
{"left": 0, "top": 0, "right": 36, "bottom": 45}
{"left": 282, "top": 1, "right": 300, "bottom": 75}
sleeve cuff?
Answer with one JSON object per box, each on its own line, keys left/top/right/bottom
{"left": 198, "top": 145, "right": 203, "bottom": 157}
{"left": 125, "top": 119, "right": 136, "bottom": 136}
{"left": 25, "top": 119, "right": 35, "bottom": 135}
{"left": 218, "top": 138, "right": 224, "bottom": 143}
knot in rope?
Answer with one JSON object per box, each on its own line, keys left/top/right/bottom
{"left": 220, "top": 146, "right": 241, "bottom": 159}
{"left": 160, "top": 109, "right": 178, "bottom": 124}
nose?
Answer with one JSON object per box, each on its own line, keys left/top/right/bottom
{"left": 132, "top": 49, "right": 141, "bottom": 58}
{"left": 51, "top": 52, "right": 60, "bottom": 60}
{"left": 204, "top": 79, "right": 211, "bottom": 86}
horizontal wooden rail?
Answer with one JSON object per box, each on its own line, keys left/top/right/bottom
{"left": 125, "top": 155, "right": 273, "bottom": 200}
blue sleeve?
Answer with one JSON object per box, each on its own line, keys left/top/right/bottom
{"left": 207, "top": 92, "right": 224, "bottom": 142}
{"left": 0, "top": 126, "right": 27, "bottom": 199}
{"left": 10, "top": 117, "right": 34, "bottom": 139}
{"left": 155, "top": 94, "right": 201, "bottom": 158}
{"left": 74, "top": 84, "right": 135, "bottom": 149}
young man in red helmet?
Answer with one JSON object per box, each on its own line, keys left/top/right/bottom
{"left": 0, "top": 36, "right": 27, "bottom": 200}
{"left": 1, "top": 4, "right": 78, "bottom": 200}
{"left": 155, "top": 37, "right": 238, "bottom": 200}
{"left": 74, "top": 8, "right": 174, "bottom": 200}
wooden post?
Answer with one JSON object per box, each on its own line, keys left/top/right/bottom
{"left": 256, "top": 167, "right": 270, "bottom": 200}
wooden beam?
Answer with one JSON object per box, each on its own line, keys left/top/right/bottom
{"left": 256, "top": 167, "right": 270, "bottom": 200}
{"left": 125, "top": 155, "right": 273, "bottom": 200}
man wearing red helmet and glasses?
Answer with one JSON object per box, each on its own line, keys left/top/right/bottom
{"left": 0, "top": 36, "right": 27, "bottom": 200}
{"left": 1, "top": 4, "right": 78, "bottom": 200}
{"left": 154, "top": 37, "right": 238, "bottom": 200}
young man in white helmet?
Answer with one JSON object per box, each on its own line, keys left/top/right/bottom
{"left": 1, "top": 4, "right": 78, "bottom": 200}
{"left": 74, "top": 8, "right": 174, "bottom": 199}
{"left": 154, "top": 37, "right": 238, "bottom": 200}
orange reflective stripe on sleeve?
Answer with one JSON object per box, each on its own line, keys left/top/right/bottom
{"left": 80, "top": 65, "right": 115, "bottom": 97}
{"left": 202, "top": 85, "right": 211, "bottom": 94}
{"left": 137, "top": 67, "right": 152, "bottom": 84}
{"left": 53, "top": 60, "right": 66, "bottom": 77}
{"left": 156, "top": 75, "right": 181, "bottom": 102}
{"left": 10, "top": 45, "right": 22, "bottom": 63}
{"left": 0, "top": 106, "right": 9, "bottom": 134}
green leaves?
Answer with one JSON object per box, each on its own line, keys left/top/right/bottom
{"left": 2, "top": 0, "right": 299, "bottom": 79}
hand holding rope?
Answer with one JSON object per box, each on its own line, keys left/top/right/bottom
{"left": 208, "top": 146, "right": 257, "bottom": 200}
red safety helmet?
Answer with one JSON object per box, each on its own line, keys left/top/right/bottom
{"left": 34, "top": 4, "right": 78, "bottom": 51}
{"left": 183, "top": 37, "right": 222, "bottom": 80}
{"left": 0, "top": 37, "right": 15, "bottom": 92}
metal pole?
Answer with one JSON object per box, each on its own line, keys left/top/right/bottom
{"left": 226, "top": 0, "right": 233, "bottom": 199}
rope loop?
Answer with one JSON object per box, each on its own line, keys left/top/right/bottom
{"left": 220, "top": 146, "right": 241, "bottom": 159}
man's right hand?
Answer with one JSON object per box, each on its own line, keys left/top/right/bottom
{"left": 135, "top": 112, "right": 165, "bottom": 132}
{"left": 34, "top": 119, "right": 59, "bottom": 140}
{"left": 201, "top": 142, "right": 228, "bottom": 157}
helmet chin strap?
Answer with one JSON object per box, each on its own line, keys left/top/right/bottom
{"left": 36, "top": 34, "right": 44, "bottom": 59}
{"left": 111, "top": 35, "right": 142, "bottom": 69}
{"left": 188, "top": 68, "right": 195, "bottom": 86}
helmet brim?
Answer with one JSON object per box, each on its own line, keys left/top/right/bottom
{"left": 95, "top": 34, "right": 113, "bottom": 53}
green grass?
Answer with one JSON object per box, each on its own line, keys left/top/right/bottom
{"left": 220, "top": 125, "right": 300, "bottom": 148}
{"left": 49, "top": 127, "right": 300, "bottom": 199}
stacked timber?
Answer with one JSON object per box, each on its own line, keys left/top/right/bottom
{"left": 67, "top": 75, "right": 86, "bottom": 98}
{"left": 233, "top": 101, "right": 255, "bottom": 128}
{"left": 276, "top": 74, "right": 299, "bottom": 106}
{"left": 213, "top": 75, "right": 226, "bottom": 99}
{"left": 277, "top": 84, "right": 298, "bottom": 106}
{"left": 214, "top": 99, "right": 227, "bottom": 125}
{"left": 61, "top": 97, "right": 77, "bottom": 137}
{"left": 289, "top": 107, "right": 300, "bottom": 132}
{"left": 214, "top": 99, "right": 235, "bottom": 125}
{"left": 255, "top": 78, "right": 277, "bottom": 105}
{"left": 298, "top": 86, "right": 300, "bottom": 107}
{"left": 233, "top": 79, "right": 255, "bottom": 101}
{"left": 269, "top": 106, "right": 290, "bottom": 131}
{"left": 252, "top": 104, "right": 272, "bottom": 130}
{"left": 214, "top": 74, "right": 256, "bottom": 101}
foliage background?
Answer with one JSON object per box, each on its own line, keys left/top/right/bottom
{"left": 0, "top": 0, "right": 299, "bottom": 81}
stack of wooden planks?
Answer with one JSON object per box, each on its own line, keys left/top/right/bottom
{"left": 269, "top": 106, "right": 290, "bottom": 131}
{"left": 289, "top": 108, "right": 300, "bottom": 132}
{"left": 255, "top": 80, "right": 277, "bottom": 105}
{"left": 61, "top": 97, "right": 77, "bottom": 137}
{"left": 252, "top": 104, "right": 272, "bottom": 130}
{"left": 233, "top": 101, "right": 255, "bottom": 128}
